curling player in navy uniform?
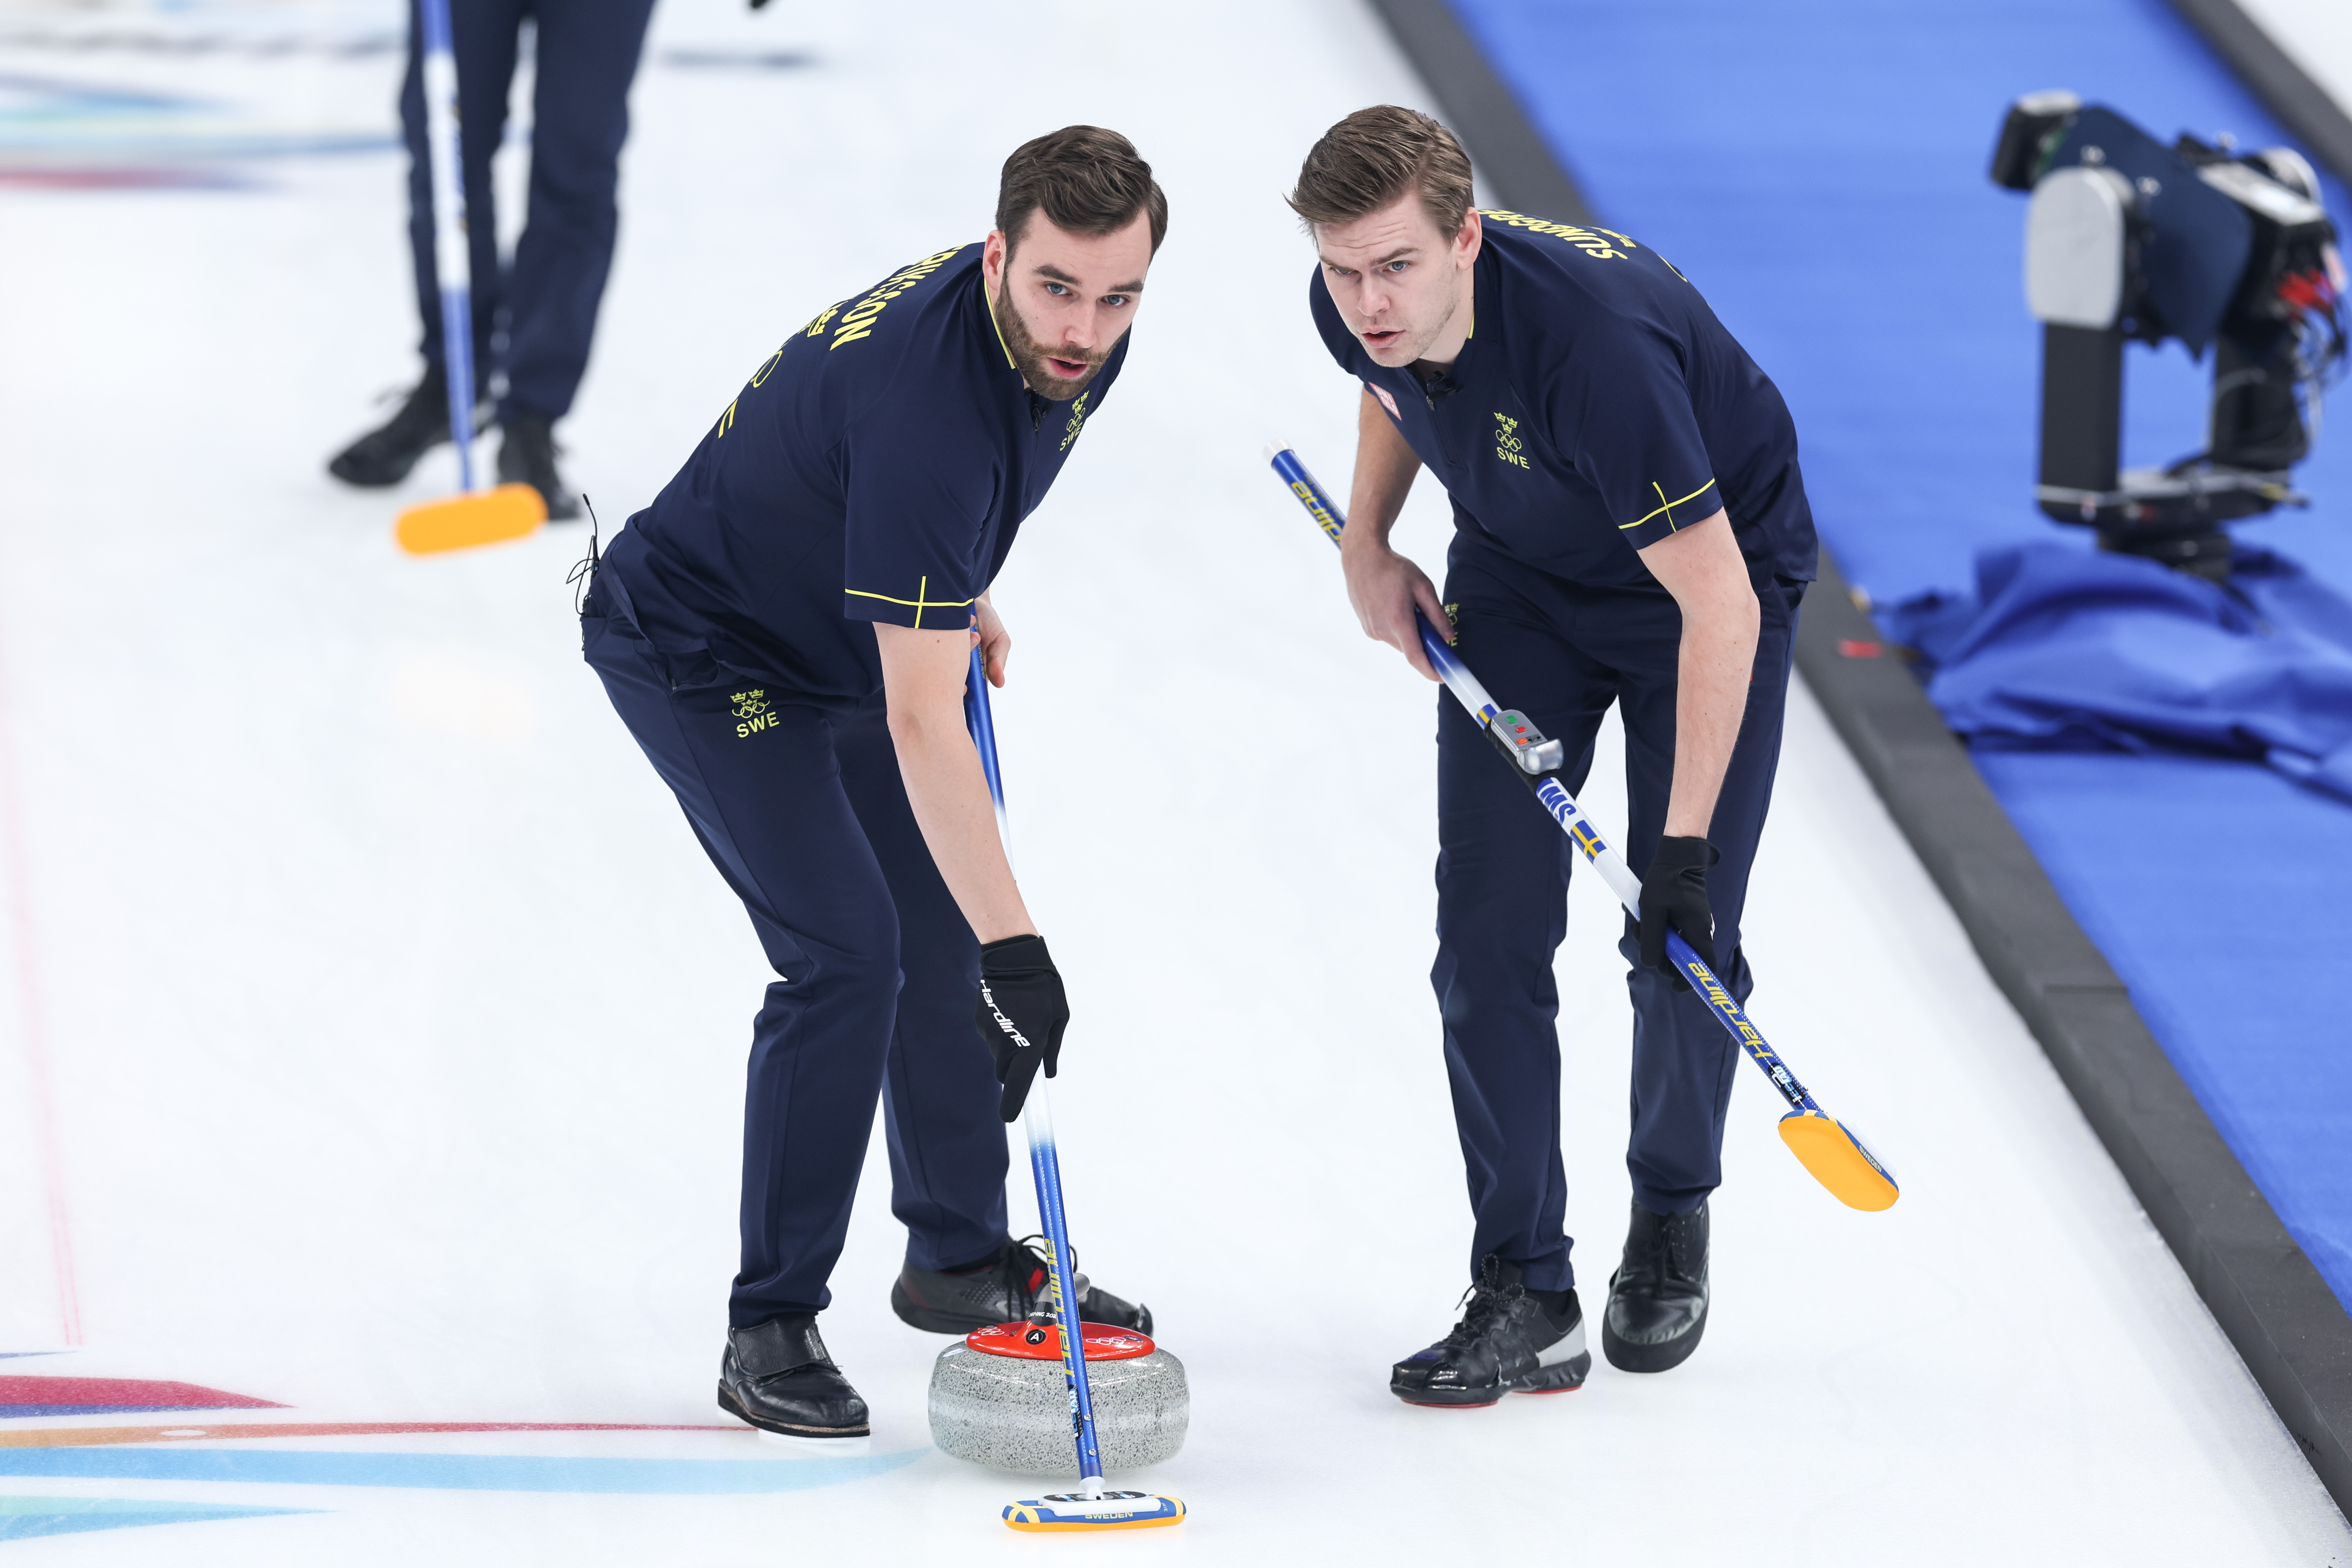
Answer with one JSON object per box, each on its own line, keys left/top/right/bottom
{"left": 580, "top": 128, "right": 1163, "bottom": 1441}
{"left": 1291, "top": 108, "right": 1816, "bottom": 1401}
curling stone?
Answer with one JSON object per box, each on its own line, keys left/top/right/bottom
{"left": 929, "top": 1319, "right": 1188, "bottom": 1475}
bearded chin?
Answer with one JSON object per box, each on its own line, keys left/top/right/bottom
{"left": 997, "top": 289, "right": 1104, "bottom": 402}
{"left": 1028, "top": 355, "right": 1099, "bottom": 401}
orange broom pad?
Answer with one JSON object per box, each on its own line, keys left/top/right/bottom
{"left": 1780, "top": 1112, "right": 1900, "bottom": 1211}
{"left": 395, "top": 482, "right": 546, "bottom": 555}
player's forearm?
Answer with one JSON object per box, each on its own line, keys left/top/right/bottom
{"left": 887, "top": 701, "right": 1035, "bottom": 944}
{"left": 1344, "top": 385, "right": 1422, "bottom": 549}
{"left": 1637, "top": 510, "right": 1759, "bottom": 839}
{"left": 1664, "top": 597, "right": 1759, "bottom": 838}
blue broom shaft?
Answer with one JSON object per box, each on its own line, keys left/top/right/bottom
{"left": 1024, "top": 1099, "right": 1103, "bottom": 1486}
{"left": 965, "top": 646, "right": 1106, "bottom": 1490}
{"left": 1267, "top": 446, "right": 1817, "bottom": 1114}
{"left": 418, "top": 0, "right": 476, "bottom": 492}
{"left": 963, "top": 646, "right": 1016, "bottom": 858}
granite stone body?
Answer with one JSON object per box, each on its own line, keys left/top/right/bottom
{"left": 928, "top": 1341, "right": 1189, "bottom": 1475}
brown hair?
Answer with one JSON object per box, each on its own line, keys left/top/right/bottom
{"left": 1287, "top": 105, "right": 1475, "bottom": 236}
{"left": 996, "top": 126, "right": 1168, "bottom": 256}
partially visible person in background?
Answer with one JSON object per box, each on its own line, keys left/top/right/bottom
{"left": 326, "top": 0, "right": 661, "bottom": 519}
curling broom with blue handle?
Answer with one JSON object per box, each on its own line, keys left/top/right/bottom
{"left": 1265, "top": 443, "right": 1897, "bottom": 1212}
{"left": 394, "top": 0, "right": 547, "bottom": 557}
{"left": 964, "top": 645, "right": 1186, "bottom": 1532}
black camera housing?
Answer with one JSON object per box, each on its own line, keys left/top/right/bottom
{"left": 1991, "top": 94, "right": 2340, "bottom": 577}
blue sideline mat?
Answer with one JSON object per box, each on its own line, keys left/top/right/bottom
{"left": 1442, "top": 0, "right": 2352, "bottom": 1308}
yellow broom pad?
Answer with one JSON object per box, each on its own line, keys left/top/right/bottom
{"left": 1002, "top": 1494, "right": 1185, "bottom": 1531}
{"left": 1003, "top": 1513, "right": 1185, "bottom": 1533}
{"left": 1779, "top": 1111, "right": 1900, "bottom": 1211}
{"left": 396, "top": 483, "right": 547, "bottom": 555}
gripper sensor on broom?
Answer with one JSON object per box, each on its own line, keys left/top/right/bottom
{"left": 953, "top": 646, "right": 1187, "bottom": 1533}
{"left": 1264, "top": 442, "right": 1898, "bottom": 1213}
{"left": 393, "top": 0, "right": 546, "bottom": 557}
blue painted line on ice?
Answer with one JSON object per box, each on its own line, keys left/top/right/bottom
{"left": 0, "top": 1494, "right": 311, "bottom": 1542}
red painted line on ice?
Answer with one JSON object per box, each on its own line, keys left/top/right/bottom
{"left": 0, "top": 617, "right": 81, "bottom": 1346}
{"left": 0, "top": 1421, "right": 743, "bottom": 1450}
{"left": 0, "top": 1373, "right": 285, "bottom": 1413}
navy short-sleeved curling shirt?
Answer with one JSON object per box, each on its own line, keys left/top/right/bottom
{"left": 601, "top": 242, "right": 1125, "bottom": 705}
{"left": 1310, "top": 212, "right": 1813, "bottom": 592}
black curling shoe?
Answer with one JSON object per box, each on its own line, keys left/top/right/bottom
{"left": 891, "top": 1236, "right": 1152, "bottom": 1336}
{"left": 1602, "top": 1198, "right": 1711, "bottom": 1373}
{"left": 1391, "top": 1254, "right": 1590, "bottom": 1406}
{"left": 716, "top": 1315, "right": 869, "bottom": 1439}
{"left": 327, "top": 367, "right": 463, "bottom": 488}
{"left": 497, "top": 412, "right": 581, "bottom": 520}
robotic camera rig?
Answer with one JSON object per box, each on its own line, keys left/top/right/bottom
{"left": 1991, "top": 93, "right": 2347, "bottom": 579}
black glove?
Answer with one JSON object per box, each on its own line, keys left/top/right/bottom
{"left": 1637, "top": 836, "right": 1720, "bottom": 989}
{"left": 975, "top": 934, "right": 1067, "bottom": 1122}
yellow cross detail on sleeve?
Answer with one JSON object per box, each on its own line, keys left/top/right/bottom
{"left": 844, "top": 574, "right": 977, "bottom": 629}
{"left": 1622, "top": 478, "right": 1719, "bottom": 532}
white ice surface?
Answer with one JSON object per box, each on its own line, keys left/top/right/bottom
{"left": 1, "top": 0, "right": 2348, "bottom": 1561}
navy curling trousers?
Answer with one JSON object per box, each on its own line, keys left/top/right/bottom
{"left": 581, "top": 580, "right": 1011, "bottom": 1328}
{"left": 1432, "top": 539, "right": 1802, "bottom": 1293}
{"left": 400, "top": 0, "right": 655, "bottom": 423}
